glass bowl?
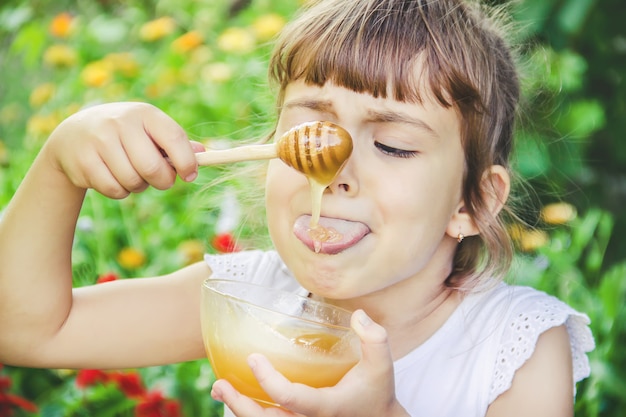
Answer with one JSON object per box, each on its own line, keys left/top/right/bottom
{"left": 201, "top": 279, "right": 360, "bottom": 407}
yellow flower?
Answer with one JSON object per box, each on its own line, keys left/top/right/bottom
{"left": 519, "top": 229, "right": 549, "bottom": 252}
{"left": 103, "top": 83, "right": 130, "bottom": 100}
{"left": 0, "top": 104, "right": 21, "bottom": 125}
{"left": 139, "top": 17, "right": 176, "bottom": 42}
{"left": 177, "top": 239, "right": 205, "bottom": 265}
{"left": 63, "top": 103, "right": 82, "bottom": 117}
{"left": 541, "top": 202, "right": 577, "bottom": 225}
{"left": 509, "top": 224, "right": 548, "bottom": 252}
{"left": 251, "top": 14, "right": 286, "bottom": 41}
{"left": 144, "top": 69, "right": 178, "bottom": 98}
{"left": 117, "top": 247, "right": 146, "bottom": 269}
{"left": 49, "top": 12, "right": 76, "bottom": 38}
{"left": 217, "top": 27, "right": 255, "bottom": 54}
{"left": 26, "top": 113, "right": 60, "bottom": 138}
{"left": 189, "top": 46, "right": 213, "bottom": 65}
{"left": 202, "top": 62, "right": 233, "bottom": 83}
{"left": 54, "top": 369, "right": 76, "bottom": 377}
{"left": 81, "top": 60, "right": 114, "bottom": 88}
{"left": 171, "top": 30, "right": 203, "bottom": 54}
{"left": 29, "top": 83, "right": 56, "bottom": 108}
{"left": 144, "top": 84, "right": 160, "bottom": 99}
{"left": 104, "top": 52, "right": 140, "bottom": 78}
{"left": 43, "top": 44, "right": 78, "bottom": 68}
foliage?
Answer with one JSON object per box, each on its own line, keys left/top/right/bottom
{"left": 0, "top": 0, "right": 299, "bottom": 415}
{"left": 0, "top": 0, "right": 624, "bottom": 416}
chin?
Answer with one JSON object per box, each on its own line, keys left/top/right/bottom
{"left": 294, "top": 264, "right": 354, "bottom": 300}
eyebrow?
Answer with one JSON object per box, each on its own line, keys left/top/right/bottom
{"left": 282, "top": 98, "right": 337, "bottom": 116}
{"left": 282, "top": 98, "right": 439, "bottom": 138}
{"left": 365, "top": 109, "right": 439, "bottom": 138}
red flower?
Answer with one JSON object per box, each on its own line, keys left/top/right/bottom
{"left": 0, "top": 367, "right": 38, "bottom": 415}
{"left": 96, "top": 272, "right": 119, "bottom": 284}
{"left": 211, "top": 232, "right": 240, "bottom": 253}
{"left": 0, "top": 375, "right": 9, "bottom": 391}
{"left": 75, "top": 369, "right": 110, "bottom": 388}
{"left": 111, "top": 371, "right": 146, "bottom": 399}
{"left": 0, "top": 393, "right": 38, "bottom": 415}
{"left": 135, "top": 391, "right": 181, "bottom": 417}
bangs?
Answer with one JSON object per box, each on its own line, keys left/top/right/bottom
{"left": 270, "top": 0, "right": 431, "bottom": 103}
{"left": 269, "top": 0, "right": 481, "bottom": 109}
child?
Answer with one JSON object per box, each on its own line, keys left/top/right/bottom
{"left": 0, "top": 0, "right": 594, "bottom": 416}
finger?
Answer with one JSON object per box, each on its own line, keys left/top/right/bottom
{"left": 350, "top": 309, "right": 395, "bottom": 381}
{"left": 140, "top": 108, "right": 199, "bottom": 183}
{"left": 190, "top": 140, "right": 206, "bottom": 153}
{"left": 211, "top": 379, "right": 297, "bottom": 417}
{"left": 248, "top": 353, "right": 320, "bottom": 414}
{"left": 119, "top": 125, "right": 178, "bottom": 190}
{"left": 96, "top": 134, "right": 150, "bottom": 193}
{"left": 75, "top": 150, "right": 132, "bottom": 199}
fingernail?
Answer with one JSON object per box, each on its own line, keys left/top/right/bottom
{"left": 247, "top": 355, "right": 258, "bottom": 370}
{"left": 211, "top": 385, "right": 222, "bottom": 401}
{"left": 357, "top": 309, "right": 373, "bottom": 327}
{"left": 184, "top": 171, "right": 198, "bottom": 182}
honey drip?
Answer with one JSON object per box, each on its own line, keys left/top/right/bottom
{"left": 307, "top": 180, "right": 343, "bottom": 253}
{"left": 284, "top": 121, "right": 351, "bottom": 253}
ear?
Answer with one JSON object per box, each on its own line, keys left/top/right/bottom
{"left": 446, "top": 165, "right": 511, "bottom": 240}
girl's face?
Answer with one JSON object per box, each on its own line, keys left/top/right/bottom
{"left": 265, "top": 79, "right": 467, "bottom": 300}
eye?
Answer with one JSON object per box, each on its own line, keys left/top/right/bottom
{"left": 374, "top": 141, "right": 418, "bottom": 158}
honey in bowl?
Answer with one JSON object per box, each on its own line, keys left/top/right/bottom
{"left": 201, "top": 279, "right": 360, "bottom": 407}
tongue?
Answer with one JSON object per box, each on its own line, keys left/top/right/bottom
{"left": 293, "top": 215, "right": 370, "bottom": 254}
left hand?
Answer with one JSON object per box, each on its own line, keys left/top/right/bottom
{"left": 210, "top": 309, "right": 409, "bottom": 417}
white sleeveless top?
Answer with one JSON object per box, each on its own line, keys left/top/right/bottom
{"left": 205, "top": 250, "right": 594, "bottom": 417}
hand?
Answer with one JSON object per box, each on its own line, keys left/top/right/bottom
{"left": 211, "top": 310, "right": 410, "bottom": 417}
{"left": 44, "top": 102, "right": 204, "bottom": 199}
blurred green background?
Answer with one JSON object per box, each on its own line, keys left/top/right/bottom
{"left": 0, "top": 0, "right": 624, "bottom": 416}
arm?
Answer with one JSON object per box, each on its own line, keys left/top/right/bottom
{"left": 486, "top": 325, "right": 574, "bottom": 417}
{"left": 0, "top": 102, "right": 209, "bottom": 368}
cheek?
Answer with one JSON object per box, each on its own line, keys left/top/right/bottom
{"left": 376, "top": 163, "right": 463, "bottom": 231}
{"left": 266, "top": 160, "right": 301, "bottom": 192}
{"left": 265, "top": 162, "right": 286, "bottom": 217}
{"left": 265, "top": 161, "right": 306, "bottom": 219}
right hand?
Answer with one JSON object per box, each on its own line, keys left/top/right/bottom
{"left": 44, "top": 102, "right": 204, "bottom": 199}
{"left": 211, "top": 310, "right": 410, "bottom": 417}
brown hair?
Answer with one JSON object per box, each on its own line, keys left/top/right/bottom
{"left": 268, "top": 0, "right": 520, "bottom": 289}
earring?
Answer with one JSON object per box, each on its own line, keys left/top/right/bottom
{"left": 457, "top": 233, "right": 465, "bottom": 243}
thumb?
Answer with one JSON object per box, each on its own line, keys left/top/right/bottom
{"left": 190, "top": 140, "right": 206, "bottom": 153}
{"left": 350, "top": 309, "right": 392, "bottom": 371}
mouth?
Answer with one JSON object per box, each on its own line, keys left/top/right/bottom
{"left": 293, "top": 215, "right": 371, "bottom": 255}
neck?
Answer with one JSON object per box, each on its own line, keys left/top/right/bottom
{"left": 327, "top": 278, "right": 461, "bottom": 360}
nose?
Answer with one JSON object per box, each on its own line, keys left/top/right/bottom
{"left": 326, "top": 150, "right": 358, "bottom": 196}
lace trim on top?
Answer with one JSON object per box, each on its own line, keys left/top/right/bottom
{"left": 204, "top": 251, "right": 306, "bottom": 294}
{"left": 204, "top": 252, "right": 249, "bottom": 280}
{"left": 488, "top": 296, "right": 595, "bottom": 403}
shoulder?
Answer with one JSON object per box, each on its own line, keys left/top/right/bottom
{"left": 486, "top": 324, "right": 574, "bottom": 417}
{"left": 471, "top": 284, "right": 595, "bottom": 404}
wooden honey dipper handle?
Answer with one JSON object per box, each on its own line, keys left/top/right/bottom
{"left": 195, "top": 143, "right": 277, "bottom": 166}
{"left": 193, "top": 121, "right": 353, "bottom": 183}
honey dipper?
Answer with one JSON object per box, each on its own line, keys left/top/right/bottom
{"left": 195, "top": 121, "right": 353, "bottom": 184}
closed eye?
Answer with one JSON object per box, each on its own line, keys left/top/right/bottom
{"left": 374, "top": 141, "right": 418, "bottom": 158}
